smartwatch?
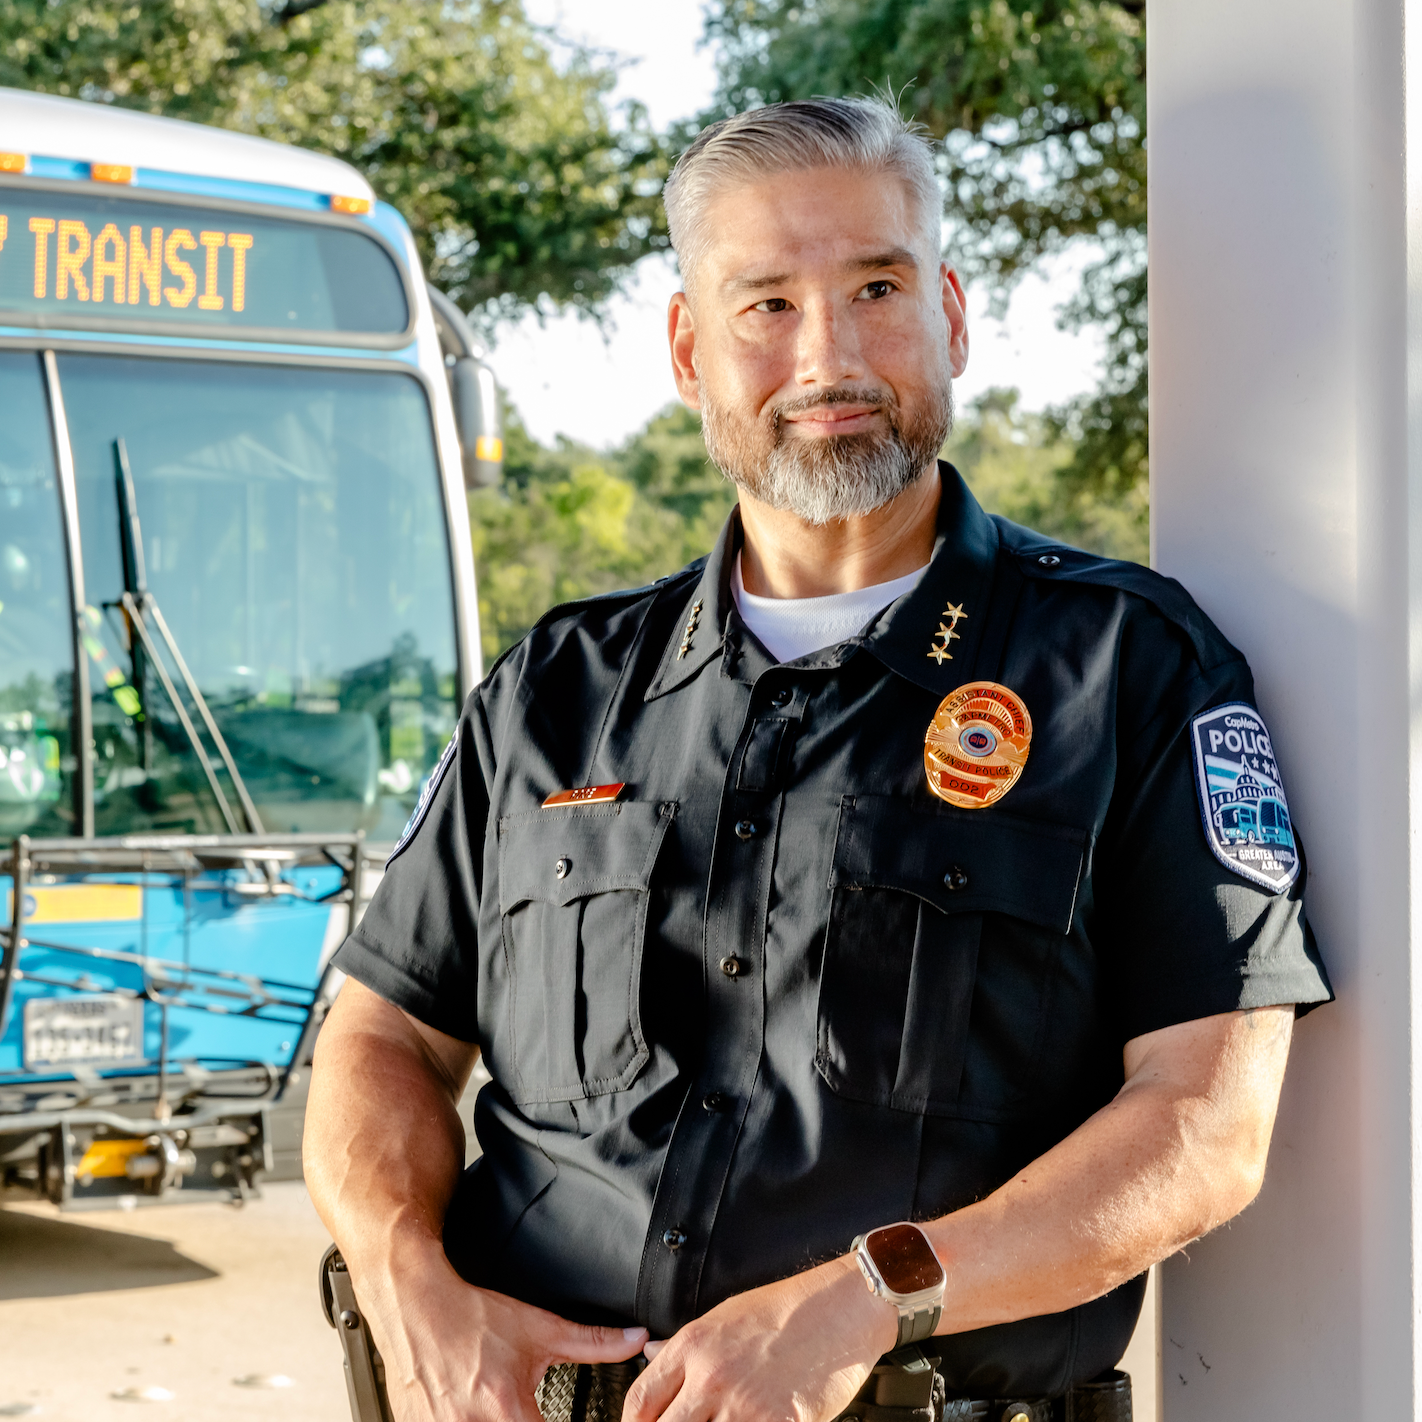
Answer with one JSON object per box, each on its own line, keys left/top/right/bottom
{"left": 852, "top": 1222, "right": 946, "bottom": 1348}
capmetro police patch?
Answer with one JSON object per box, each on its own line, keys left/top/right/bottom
{"left": 1190, "top": 702, "right": 1299, "bottom": 893}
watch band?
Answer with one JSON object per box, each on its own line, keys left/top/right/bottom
{"left": 895, "top": 1301, "right": 942, "bottom": 1348}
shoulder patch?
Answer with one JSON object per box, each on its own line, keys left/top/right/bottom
{"left": 385, "top": 733, "right": 458, "bottom": 869}
{"left": 1190, "top": 702, "right": 1299, "bottom": 892}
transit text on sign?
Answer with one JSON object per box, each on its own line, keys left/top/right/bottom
{"left": 0, "top": 213, "right": 254, "bottom": 311}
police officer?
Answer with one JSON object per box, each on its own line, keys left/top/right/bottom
{"left": 304, "top": 98, "right": 1332, "bottom": 1422}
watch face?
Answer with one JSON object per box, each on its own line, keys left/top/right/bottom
{"left": 864, "top": 1224, "right": 944, "bottom": 1294}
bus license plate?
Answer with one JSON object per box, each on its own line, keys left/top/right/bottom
{"left": 23, "top": 996, "right": 145, "bottom": 1070}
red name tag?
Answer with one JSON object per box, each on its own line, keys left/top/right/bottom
{"left": 541, "top": 783, "right": 627, "bottom": 808}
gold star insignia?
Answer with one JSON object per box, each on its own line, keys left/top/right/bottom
{"left": 676, "top": 599, "right": 704, "bottom": 660}
{"left": 927, "top": 602, "right": 966, "bottom": 664}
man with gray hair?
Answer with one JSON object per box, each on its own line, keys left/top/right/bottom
{"left": 305, "top": 97, "right": 1331, "bottom": 1422}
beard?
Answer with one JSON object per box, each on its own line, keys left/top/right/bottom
{"left": 699, "top": 376, "right": 954, "bottom": 526}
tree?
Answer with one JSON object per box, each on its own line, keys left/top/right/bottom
{"left": 472, "top": 404, "right": 737, "bottom": 659}
{"left": 703, "top": 0, "right": 1147, "bottom": 514}
{"left": 0, "top": 0, "right": 672, "bottom": 326}
{"left": 945, "top": 387, "right": 1146, "bottom": 562}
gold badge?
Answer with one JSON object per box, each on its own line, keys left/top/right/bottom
{"left": 924, "top": 682, "right": 1032, "bottom": 809}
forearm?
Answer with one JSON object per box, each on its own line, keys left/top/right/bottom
{"left": 304, "top": 982, "right": 648, "bottom": 1422}
{"left": 303, "top": 980, "right": 474, "bottom": 1297}
{"left": 923, "top": 1006, "right": 1294, "bottom": 1333}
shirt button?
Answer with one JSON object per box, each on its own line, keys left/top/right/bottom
{"left": 943, "top": 865, "right": 969, "bottom": 892}
{"left": 702, "top": 1091, "right": 731, "bottom": 1112}
{"left": 770, "top": 688, "right": 792, "bottom": 708}
{"left": 555, "top": 857, "right": 571, "bottom": 879}
{"left": 661, "top": 1227, "right": 687, "bottom": 1251}
{"left": 734, "top": 819, "right": 759, "bottom": 840}
{"left": 1037, "top": 553, "right": 1061, "bottom": 568}
{"left": 719, "top": 955, "right": 747, "bottom": 979}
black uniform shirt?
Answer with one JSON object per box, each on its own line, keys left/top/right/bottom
{"left": 336, "top": 464, "right": 1332, "bottom": 1398}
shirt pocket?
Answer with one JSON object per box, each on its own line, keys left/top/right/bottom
{"left": 498, "top": 801, "right": 675, "bottom": 1104}
{"left": 816, "top": 794, "right": 1086, "bottom": 1120}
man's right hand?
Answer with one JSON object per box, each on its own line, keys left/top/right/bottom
{"left": 305, "top": 982, "right": 647, "bottom": 1422}
{"left": 362, "top": 1244, "right": 648, "bottom": 1422}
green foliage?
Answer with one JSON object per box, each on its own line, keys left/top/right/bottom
{"left": 473, "top": 388, "right": 1142, "bottom": 661}
{"left": 470, "top": 404, "right": 737, "bottom": 659}
{"left": 0, "top": 0, "right": 671, "bottom": 326}
{"left": 946, "top": 387, "right": 1146, "bottom": 563}
{"left": 703, "top": 0, "right": 1147, "bottom": 509}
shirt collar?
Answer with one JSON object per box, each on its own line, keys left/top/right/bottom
{"left": 644, "top": 462, "right": 999, "bottom": 701}
{"left": 861, "top": 461, "right": 1002, "bottom": 695}
{"left": 644, "top": 514, "right": 739, "bottom": 701}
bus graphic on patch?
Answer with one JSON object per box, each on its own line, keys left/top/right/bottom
{"left": 1190, "top": 702, "right": 1300, "bottom": 892}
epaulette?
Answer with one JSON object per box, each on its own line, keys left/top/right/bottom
{"left": 477, "top": 562, "right": 707, "bottom": 692}
{"left": 528, "top": 558, "right": 706, "bottom": 633}
{"left": 534, "top": 560, "right": 702, "bottom": 622}
{"left": 994, "top": 517, "right": 1242, "bottom": 672}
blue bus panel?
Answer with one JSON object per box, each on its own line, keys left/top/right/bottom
{"left": 1, "top": 864, "right": 343, "bottom": 1080}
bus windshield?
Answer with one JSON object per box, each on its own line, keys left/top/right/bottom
{"left": 52, "top": 354, "right": 459, "bottom": 840}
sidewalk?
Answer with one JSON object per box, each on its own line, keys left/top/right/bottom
{"left": 0, "top": 1182, "right": 347, "bottom": 1422}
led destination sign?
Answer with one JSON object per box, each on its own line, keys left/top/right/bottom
{"left": 0, "top": 187, "right": 408, "bottom": 338}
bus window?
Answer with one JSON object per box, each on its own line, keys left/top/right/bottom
{"left": 56, "top": 354, "right": 459, "bottom": 840}
{"left": 1217, "top": 802, "right": 1259, "bottom": 840}
{"left": 1259, "top": 797, "right": 1292, "bottom": 844}
{"left": 0, "top": 352, "right": 73, "bottom": 839}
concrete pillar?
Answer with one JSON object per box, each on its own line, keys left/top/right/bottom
{"left": 1149, "top": 0, "right": 1413, "bottom": 1416}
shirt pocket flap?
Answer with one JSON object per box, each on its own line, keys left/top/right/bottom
{"left": 828, "top": 795, "right": 1087, "bottom": 934}
{"left": 498, "top": 802, "right": 674, "bottom": 913}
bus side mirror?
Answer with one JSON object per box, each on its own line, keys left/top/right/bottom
{"left": 450, "top": 357, "right": 502, "bottom": 489}
{"left": 425, "top": 285, "right": 502, "bottom": 490}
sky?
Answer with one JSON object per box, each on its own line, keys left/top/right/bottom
{"left": 500, "top": 0, "right": 1106, "bottom": 450}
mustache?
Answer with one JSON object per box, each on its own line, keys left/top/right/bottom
{"left": 771, "top": 386, "right": 895, "bottom": 429}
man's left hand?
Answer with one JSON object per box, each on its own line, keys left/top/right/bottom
{"left": 622, "top": 1255, "right": 898, "bottom": 1422}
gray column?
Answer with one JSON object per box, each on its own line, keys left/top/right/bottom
{"left": 1150, "top": 0, "right": 1414, "bottom": 1416}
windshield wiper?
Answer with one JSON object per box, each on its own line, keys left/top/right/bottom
{"left": 113, "top": 438, "right": 265, "bottom": 836}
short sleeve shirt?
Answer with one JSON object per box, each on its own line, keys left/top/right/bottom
{"left": 335, "top": 464, "right": 1331, "bottom": 1398}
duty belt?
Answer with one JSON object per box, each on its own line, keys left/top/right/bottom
{"left": 533, "top": 1350, "right": 1132, "bottom": 1422}
{"left": 536, "top": 1361, "right": 644, "bottom": 1422}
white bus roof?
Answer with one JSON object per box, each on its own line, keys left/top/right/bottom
{"left": 0, "top": 86, "right": 374, "bottom": 200}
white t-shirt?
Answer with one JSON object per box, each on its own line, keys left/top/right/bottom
{"left": 730, "top": 553, "right": 928, "bottom": 664}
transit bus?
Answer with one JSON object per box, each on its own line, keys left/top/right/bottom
{"left": 0, "top": 87, "right": 496, "bottom": 1206}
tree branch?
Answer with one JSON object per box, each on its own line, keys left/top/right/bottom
{"left": 272, "top": 0, "right": 329, "bottom": 23}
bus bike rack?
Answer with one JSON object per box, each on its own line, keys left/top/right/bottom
{"left": 0, "top": 830, "right": 379, "bottom": 1208}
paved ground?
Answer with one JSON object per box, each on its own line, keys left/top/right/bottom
{"left": 0, "top": 1181, "right": 347, "bottom": 1422}
{"left": 0, "top": 1063, "right": 489, "bottom": 1422}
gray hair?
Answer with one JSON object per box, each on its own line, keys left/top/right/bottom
{"left": 664, "top": 97, "right": 943, "bottom": 296}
